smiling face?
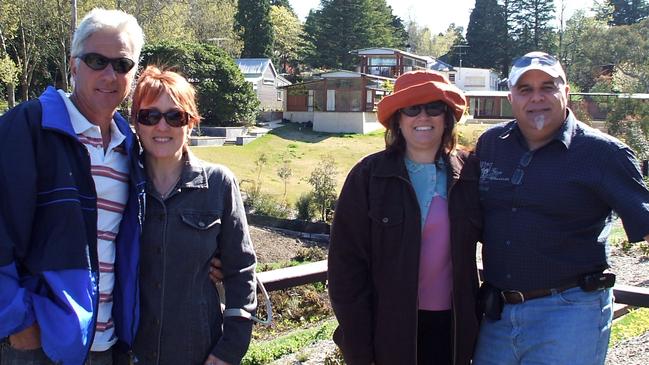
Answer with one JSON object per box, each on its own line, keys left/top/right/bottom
{"left": 508, "top": 69, "right": 570, "bottom": 150}
{"left": 70, "top": 30, "right": 136, "bottom": 125}
{"left": 398, "top": 105, "right": 446, "bottom": 163}
{"left": 135, "top": 91, "right": 190, "bottom": 163}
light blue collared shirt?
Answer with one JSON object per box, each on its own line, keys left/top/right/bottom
{"left": 405, "top": 157, "right": 448, "bottom": 227}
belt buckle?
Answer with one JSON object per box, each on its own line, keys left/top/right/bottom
{"left": 501, "top": 290, "right": 525, "bottom": 304}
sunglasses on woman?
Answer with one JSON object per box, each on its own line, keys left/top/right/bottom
{"left": 77, "top": 53, "right": 136, "bottom": 74}
{"left": 137, "top": 108, "right": 190, "bottom": 128}
{"left": 400, "top": 101, "right": 447, "bottom": 117}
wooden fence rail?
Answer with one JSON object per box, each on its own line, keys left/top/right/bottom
{"left": 257, "top": 260, "right": 649, "bottom": 318}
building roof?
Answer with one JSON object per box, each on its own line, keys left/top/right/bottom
{"left": 234, "top": 58, "right": 293, "bottom": 86}
{"left": 351, "top": 47, "right": 428, "bottom": 62}
{"left": 421, "top": 56, "right": 454, "bottom": 72}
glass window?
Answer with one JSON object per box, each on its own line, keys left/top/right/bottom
{"left": 368, "top": 56, "right": 397, "bottom": 66}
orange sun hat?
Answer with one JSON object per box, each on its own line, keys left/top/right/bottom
{"left": 377, "top": 70, "right": 467, "bottom": 128}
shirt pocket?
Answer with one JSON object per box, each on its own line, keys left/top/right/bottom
{"left": 180, "top": 210, "right": 222, "bottom": 230}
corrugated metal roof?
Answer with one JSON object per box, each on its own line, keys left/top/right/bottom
{"left": 235, "top": 58, "right": 272, "bottom": 77}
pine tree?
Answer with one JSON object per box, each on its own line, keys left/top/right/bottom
{"left": 465, "top": 0, "right": 508, "bottom": 70}
{"left": 235, "top": 0, "right": 274, "bottom": 58}
{"left": 606, "top": 0, "right": 649, "bottom": 25}
{"left": 300, "top": 0, "right": 407, "bottom": 70}
{"left": 507, "top": 0, "right": 556, "bottom": 59}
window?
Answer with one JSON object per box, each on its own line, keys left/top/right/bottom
{"left": 277, "top": 90, "right": 282, "bottom": 101}
{"left": 368, "top": 56, "right": 397, "bottom": 66}
{"left": 448, "top": 73, "right": 456, "bottom": 83}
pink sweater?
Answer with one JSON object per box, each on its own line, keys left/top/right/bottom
{"left": 418, "top": 196, "right": 453, "bottom": 311}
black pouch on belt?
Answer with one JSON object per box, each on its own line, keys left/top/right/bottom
{"left": 477, "top": 282, "right": 504, "bottom": 320}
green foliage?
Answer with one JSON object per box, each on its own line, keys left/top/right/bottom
{"left": 140, "top": 41, "right": 259, "bottom": 126}
{"left": 511, "top": 0, "right": 557, "bottom": 55}
{"left": 270, "top": 5, "right": 303, "bottom": 74}
{"left": 308, "top": 154, "right": 339, "bottom": 222}
{"left": 302, "top": 0, "right": 406, "bottom": 70}
{"left": 236, "top": 0, "right": 274, "bottom": 58}
{"left": 596, "top": 0, "right": 649, "bottom": 26}
{"left": 246, "top": 191, "right": 292, "bottom": 218}
{"left": 610, "top": 308, "right": 649, "bottom": 347}
{"left": 276, "top": 159, "right": 293, "bottom": 200}
{"left": 294, "top": 246, "right": 328, "bottom": 262}
{"left": 465, "top": 0, "right": 508, "bottom": 71}
{"left": 0, "top": 55, "right": 19, "bottom": 86}
{"left": 295, "top": 192, "right": 319, "bottom": 221}
{"left": 243, "top": 319, "right": 337, "bottom": 364}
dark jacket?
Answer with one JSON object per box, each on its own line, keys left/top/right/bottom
{"left": 328, "top": 148, "right": 482, "bottom": 365}
{"left": 0, "top": 86, "right": 145, "bottom": 364}
{"left": 133, "top": 153, "right": 257, "bottom": 365}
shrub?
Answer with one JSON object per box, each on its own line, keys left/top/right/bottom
{"left": 140, "top": 41, "right": 259, "bottom": 126}
{"left": 294, "top": 246, "right": 327, "bottom": 262}
{"left": 295, "top": 192, "right": 318, "bottom": 221}
{"left": 308, "top": 154, "right": 339, "bottom": 222}
{"left": 246, "top": 192, "right": 291, "bottom": 219}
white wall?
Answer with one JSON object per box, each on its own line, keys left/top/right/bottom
{"left": 451, "top": 68, "right": 500, "bottom": 91}
{"left": 314, "top": 112, "right": 383, "bottom": 134}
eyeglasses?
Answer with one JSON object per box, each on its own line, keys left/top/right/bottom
{"left": 510, "top": 151, "right": 534, "bottom": 185}
{"left": 77, "top": 53, "right": 136, "bottom": 74}
{"left": 137, "top": 108, "right": 190, "bottom": 128}
{"left": 400, "top": 101, "right": 447, "bottom": 118}
{"left": 512, "top": 53, "right": 558, "bottom": 69}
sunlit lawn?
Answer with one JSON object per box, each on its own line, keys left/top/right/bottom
{"left": 191, "top": 122, "right": 491, "bottom": 204}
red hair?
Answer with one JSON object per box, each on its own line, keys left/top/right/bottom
{"left": 131, "top": 65, "right": 201, "bottom": 127}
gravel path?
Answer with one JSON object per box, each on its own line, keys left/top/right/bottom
{"left": 251, "top": 225, "right": 649, "bottom": 365}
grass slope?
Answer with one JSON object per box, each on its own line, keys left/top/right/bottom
{"left": 191, "top": 122, "right": 490, "bottom": 204}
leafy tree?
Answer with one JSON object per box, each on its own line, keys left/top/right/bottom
{"left": 270, "top": 0, "right": 294, "bottom": 13}
{"left": 140, "top": 41, "right": 259, "bottom": 126}
{"left": 270, "top": 5, "right": 303, "bottom": 73}
{"left": 236, "top": 0, "right": 274, "bottom": 58}
{"left": 186, "top": 0, "right": 242, "bottom": 58}
{"left": 407, "top": 21, "right": 463, "bottom": 58}
{"left": 307, "top": 154, "right": 338, "bottom": 222}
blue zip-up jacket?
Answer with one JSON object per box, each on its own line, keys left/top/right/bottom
{"left": 0, "top": 86, "right": 146, "bottom": 364}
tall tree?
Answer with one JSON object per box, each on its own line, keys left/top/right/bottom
{"left": 236, "top": 0, "right": 274, "bottom": 58}
{"left": 270, "top": 4, "right": 302, "bottom": 73}
{"left": 301, "top": 0, "right": 405, "bottom": 70}
{"left": 512, "top": 0, "right": 556, "bottom": 55}
{"left": 465, "top": 0, "right": 507, "bottom": 70}
{"left": 601, "top": 0, "right": 649, "bottom": 25}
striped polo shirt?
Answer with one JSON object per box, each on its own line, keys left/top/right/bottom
{"left": 58, "top": 90, "right": 129, "bottom": 351}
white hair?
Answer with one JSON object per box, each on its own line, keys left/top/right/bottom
{"left": 71, "top": 8, "right": 144, "bottom": 63}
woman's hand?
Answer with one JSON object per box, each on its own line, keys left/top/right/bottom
{"left": 203, "top": 354, "right": 231, "bottom": 365}
{"left": 9, "top": 323, "right": 41, "bottom": 350}
{"left": 209, "top": 256, "right": 224, "bottom": 284}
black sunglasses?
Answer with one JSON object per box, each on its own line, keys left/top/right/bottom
{"left": 78, "top": 53, "right": 136, "bottom": 74}
{"left": 512, "top": 53, "right": 558, "bottom": 68}
{"left": 400, "top": 101, "right": 447, "bottom": 118}
{"left": 137, "top": 108, "right": 189, "bottom": 128}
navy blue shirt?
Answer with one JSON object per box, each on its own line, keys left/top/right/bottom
{"left": 476, "top": 110, "right": 649, "bottom": 291}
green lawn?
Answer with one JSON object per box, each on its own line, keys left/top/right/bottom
{"left": 191, "top": 122, "right": 490, "bottom": 205}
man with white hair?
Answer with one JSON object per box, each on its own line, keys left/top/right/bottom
{"left": 0, "top": 9, "right": 145, "bottom": 364}
{"left": 472, "top": 51, "right": 649, "bottom": 364}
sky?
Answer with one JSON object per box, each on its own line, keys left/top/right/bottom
{"left": 290, "top": 0, "right": 596, "bottom": 35}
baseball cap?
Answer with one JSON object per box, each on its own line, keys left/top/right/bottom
{"left": 508, "top": 52, "right": 566, "bottom": 88}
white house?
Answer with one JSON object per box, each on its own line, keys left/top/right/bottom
{"left": 448, "top": 67, "right": 500, "bottom": 91}
{"left": 235, "top": 58, "right": 291, "bottom": 111}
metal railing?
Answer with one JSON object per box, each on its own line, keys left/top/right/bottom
{"left": 257, "top": 260, "right": 649, "bottom": 319}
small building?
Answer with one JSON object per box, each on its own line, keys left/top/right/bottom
{"left": 282, "top": 70, "right": 393, "bottom": 134}
{"left": 449, "top": 67, "right": 500, "bottom": 91}
{"left": 352, "top": 48, "right": 428, "bottom": 78}
{"left": 235, "top": 58, "right": 291, "bottom": 112}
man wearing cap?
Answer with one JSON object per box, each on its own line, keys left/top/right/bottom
{"left": 0, "top": 9, "right": 145, "bottom": 364}
{"left": 472, "top": 51, "right": 649, "bottom": 364}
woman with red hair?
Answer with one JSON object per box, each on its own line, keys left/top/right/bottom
{"left": 129, "top": 66, "right": 257, "bottom": 365}
{"left": 328, "top": 70, "right": 482, "bottom": 365}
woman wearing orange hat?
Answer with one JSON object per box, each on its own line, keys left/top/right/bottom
{"left": 328, "top": 70, "right": 482, "bottom": 365}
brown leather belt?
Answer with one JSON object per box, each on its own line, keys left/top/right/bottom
{"left": 500, "top": 282, "right": 579, "bottom": 304}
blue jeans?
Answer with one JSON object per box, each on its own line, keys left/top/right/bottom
{"left": 473, "top": 287, "right": 613, "bottom": 365}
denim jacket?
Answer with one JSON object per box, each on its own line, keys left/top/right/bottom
{"left": 133, "top": 152, "right": 257, "bottom": 364}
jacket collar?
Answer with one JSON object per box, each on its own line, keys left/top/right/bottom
{"left": 499, "top": 108, "right": 577, "bottom": 150}
{"left": 38, "top": 86, "right": 136, "bottom": 154}
{"left": 179, "top": 150, "right": 209, "bottom": 189}
{"left": 374, "top": 148, "right": 470, "bottom": 183}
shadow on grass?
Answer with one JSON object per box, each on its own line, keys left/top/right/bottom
{"left": 269, "top": 122, "right": 361, "bottom": 143}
